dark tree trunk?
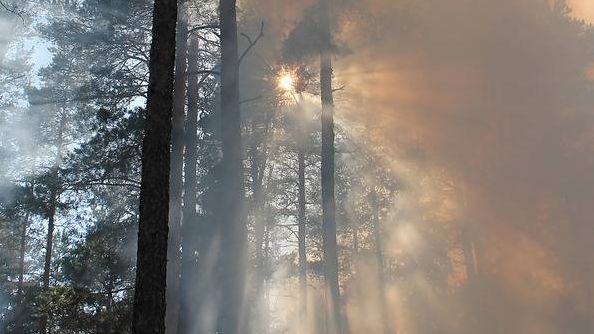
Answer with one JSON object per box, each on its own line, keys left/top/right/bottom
{"left": 131, "top": 0, "right": 178, "bottom": 332}
{"left": 177, "top": 36, "right": 201, "bottom": 334}
{"left": 319, "top": 0, "right": 342, "bottom": 332}
{"left": 42, "top": 200, "right": 56, "bottom": 290}
{"left": 371, "top": 189, "right": 392, "bottom": 334}
{"left": 39, "top": 194, "right": 57, "bottom": 334}
{"left": 218, "top": 0, "right": 247, "bottom": 332}
{"left": 165, "top": 2, "right": 188, "bottom": 333}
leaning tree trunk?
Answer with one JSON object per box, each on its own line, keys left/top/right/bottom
{"left": 165, "top": 2, "right": 188, "bottom": 333}
{"left": 131, "top": 0, "right": 177, "bottom": 333}
{"left": 319, "top": 0, "right": 342, "bottom": 332}
{"left": 218, "top": 0, "right": 247, "bottom": 333}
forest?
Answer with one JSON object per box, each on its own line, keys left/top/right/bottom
{"left": 1, "top": 0, "right": 594, "bottom": 333}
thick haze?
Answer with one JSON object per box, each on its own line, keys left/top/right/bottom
{"left": 246, "top": 0, "right": 594, "bottom": 332}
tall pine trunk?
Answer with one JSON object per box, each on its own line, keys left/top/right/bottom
{"left": 165, "top": 2, "right": 188, "bottom": 332}
{"left": 319, "top": 0, "right": 342, "bottom": 332}
{"left": 131, "top": 0, "right": 177, "bottom": 332}
{"left": 218, "top": 0, "right": 247, "bottom": 332}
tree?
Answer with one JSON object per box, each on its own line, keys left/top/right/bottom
{"left": 165, "top": 1, "right": 189, "bottom": 332}
{"left": 319, "top": 0, "right": 342, "bottom": 332}
{"left": 131, "top": 0, "right": 178, "bottom": 333}
{"left": 218, "top": 0, "right": 247, "bottom": 332}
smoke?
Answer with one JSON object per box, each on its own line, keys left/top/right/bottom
{"left": 336, "top": 0, "right": 594, "bottom": 332}
{"left": 245, "top": 0, "right": 594, "bottom": 332}
{"left": 568, "top": 0, "right": 594, "bottom": 23}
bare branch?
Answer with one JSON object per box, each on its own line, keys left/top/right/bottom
{"left": 0, "top": 0, "right": 25, "bottom": 23}
{"left": 332, "top": 85, "right": 345, "bottom": 92}
{"left": 185, "top": 69, "right": 220, "bottom": 77}
{"left": 240, "top": 95, "right": 262, "bottom": 105}
{"left": 239, "top": 21, "right": 265, "bottom": 65}
{"left": 187, "top": 23, "right": 219, "bottom": 35}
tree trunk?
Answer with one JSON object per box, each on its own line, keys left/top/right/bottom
{"left": 14, "top": 211, "right": 28, "bottom": 334}
{"left": 319, "top": 0, "right": 342, "bottom": 332}
{"left": 297, "top": 96, "right": 307, "bottom": 329}
{"left": 218, "top": 0, "right": 247, "bottom": 332}
{"left": 17, "top": 212, "right": 28, "bottom": 295}
{"left": 371, "top": 189, "right": 392, "bottom": 334}
{"left": 165, "top": 2, "right": 188, "bottom": 333}
{"left": 42, "top": 200, "right": 56, "bottom": 290}
{"left": 39, "top": 193, "right": 57, "bottom": 334}
{"left": 131, "top": 0, "right": 177, "bottom": 332}
{"left": 250, "top": 143, "right": 267, "bottom": 334}
{"left": 40, "top": 113, "right": 66, "bottom": 334}
{"left": 177, "top": 36, "right": 201, "bottom": 334}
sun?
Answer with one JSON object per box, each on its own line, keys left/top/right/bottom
{"left": 278, "top": 72, "right": 296, "bottom": 92}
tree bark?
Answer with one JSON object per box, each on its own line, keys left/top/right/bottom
{"left": 218, "top": 0, "right": 247, "bottom": 332}
{"left": 319, "top": 0, "right": 342, "bottom": 332}
{"left": 131, "top": 0, "right": 177, "bottom": 332}
{"left": 165, "top": 2, "right": 188, "bottom": 333}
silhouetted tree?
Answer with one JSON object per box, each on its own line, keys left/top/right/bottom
{"left": 131, "top": 0, "right": 178, "bottom": 332}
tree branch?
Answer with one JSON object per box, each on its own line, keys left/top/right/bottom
{"left": 240, "top": 95, "right": 262, "bottom": 105}
{"left": 0, "top": 0, "right": 25, "bottom": 23}
{"left": 239, "top": 21, "right": 265, "bottom": 65}
{"left": 187, "top": 23, "right": 219, "bottom": 35}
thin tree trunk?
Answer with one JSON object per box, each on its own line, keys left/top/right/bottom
{"left": 14, "top": 211, "right": 29, "bottom": 334}
{"left": 218, "top": 0, "right": 247, "bottom": 332}
{"left": 42, "top": 199, "right": 56, "bottom": 290}
{"left": 131, "top": 0, "right": 177, "bottom": 332}
{"left": 40, "top": 114, "right": 66, "bottom": 334}
{"left": 371, "top": 189, "right": 391, "bottom": 334}
{"left": 17, "top": 212, "right": 28, "bottom": 295}
{"left": 297, "top": 98, "right": 307, "bottom": 328}
{"left": 250, "top": 102, "right": 275, "bottom": 333}
{"left": 250, "top": 143, "right": 267, "bottom": 333}
{"left": 177, "top": 36, "right": 201, "bottom": 334}
{"left": 319, "top": 0, "right": 342, "bottom": 332}
{"left": 165, "top": 2, "right": 188, "bottom": 332}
